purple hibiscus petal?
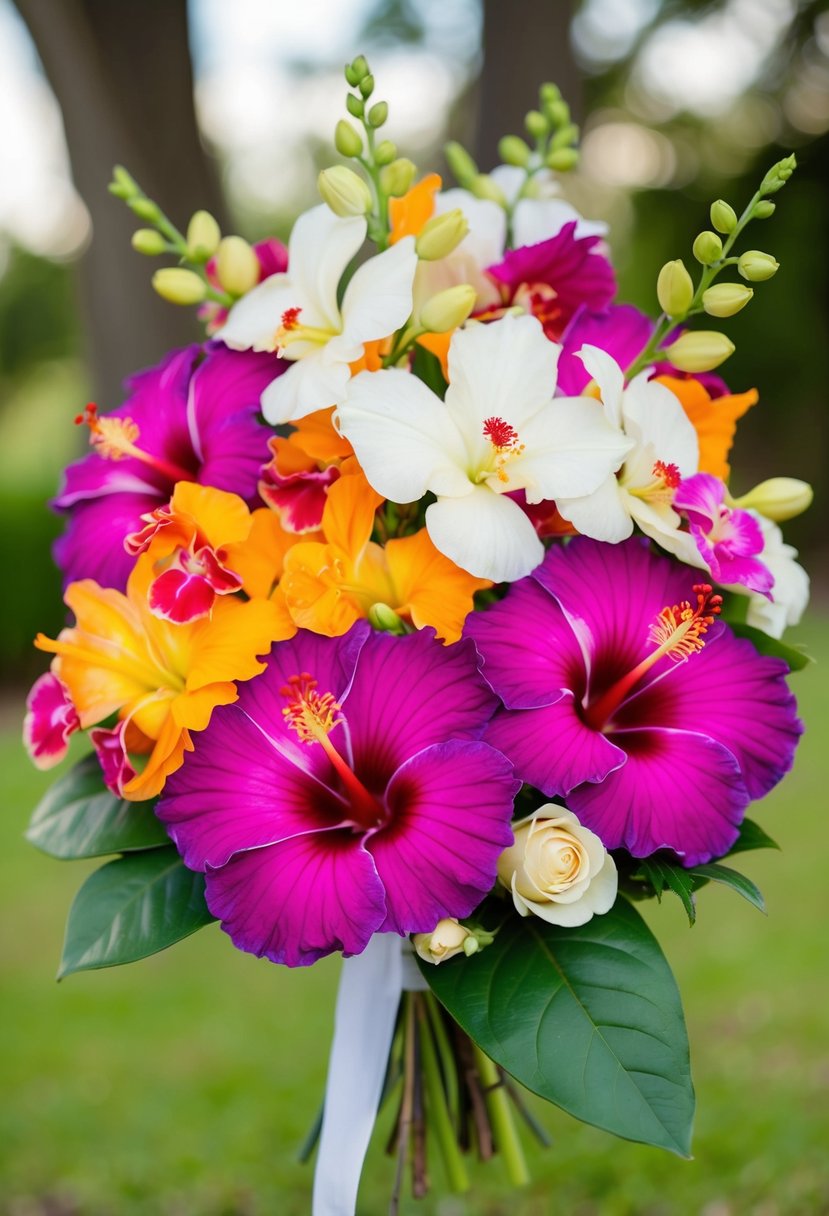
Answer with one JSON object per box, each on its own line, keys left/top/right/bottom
{"left": 618, "top": 630, "right": 803, "bottom": 802}
{"left": 464, "top": 579, "right": 586, "bottom": 708}
{"left": 343, "top": 630, "right": 500, "bottom": 783}
{"left": 484, "top": 697, "right": 625, "bottom": 796}
{"left": 557, "top": 304, "right": 654, "bottom": 395}
{"left": 567, "top": 726, "right": 748, "bottom": 865}
{"left": 205, "top": 831, "right": 386, "bottom": 966}
{"left": 53, "top": 492, "right": 162, "bottom": 592}
{"left": 368, "top": 740, "right": 518, "bottom": 935}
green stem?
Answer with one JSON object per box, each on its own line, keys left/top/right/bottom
{"left": 424, "top": 993, "right": 460, "bottom": 1128}
{"left": 417, "top": 998, "right": 470, "bottom": 1194}
{"left": 472, "top": 1044, "right": 530, "bottom": 1187}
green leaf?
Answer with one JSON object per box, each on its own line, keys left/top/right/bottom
{"left": 411, "top": 344, "right": 448, "bottom": 399}
{"left": 686, "top": 863, "right": 766, "bottom": 915}
{"left": 728, "top": 621, "right": 811, "bottom": 672}
{"left": 26, "top": 754, "right": 169, "bottom": 859}
{"left": 726, "top": 817, "right": 780, "bottom": 856}
{"left": 420, "top": 899, "right": 694, "bottom": 1156}
{"left": 59, "top": 848, "right": 214, "bottom": 978}
{"left": 639, "top": 858, "right": 697, "bottom": 925}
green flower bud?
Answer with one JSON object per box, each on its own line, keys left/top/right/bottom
{"left": 539, "top": 82, "right": 561, "bottom": 105}
{"left": 367, "top": 101, "right": 388, "bottom": 128}
{"left": 444, "top": 141, "right": 478, "bottom": 187}
{"left": 335, "top": 119, "right": 363, "bottom": 158}
{"left": 128, "top": 197, "right": 162, "bottom": 223}
{"left": 470, "top": 173, "right": 508, "bottom": 207}
{"left": 345, "top": 55, "right": 369, "bottom": 86}
{"left": 730, "top": 477, "right": 813, "bottom": 522}
{"left": 131, "top": 228, "right": 167, "bottom": 256}
{"left": 462, "top": 936, "right": 480, "bottom": 956}
{"left": 546, "top": 147, "right": 579, "bottom": 173}
{"left": 656, "top": 259, "right": 695, "bottom": 317}
{"left": 702, "top": 283, "right": 754, "bottom": 318}
{"left": 415, "top": 209, "right": 469, "bottom": 261}
{"left": 186, "top": 210, "right": 221, "bottom": 261}
{"left": 214, "top": 236, "right": 259, "bottom": 296}
{"left": 710, "top": 199, "right": 737, "bottom": 234}
{"left": 524, "top": 109, "right": 548, "bottom": 140}
{"left": 374, "top": 139, "right": 397, "bottom": 166}
{"left": 152, "top": 268, "right": 206, "bottom": 306}
{"left": 692, "top": 230, "right": 723, "bottom": 264}
{"left": 358, "top": 74, "right": 374, "bottom": 98}
{"left": 738, "top": 250, "right": 779, "bottom": 281}
{"left": 498, "top": 135, "right": 531, "bottom": 167}
{"left": 753, "top": 200, "right": 776, "bottom": 219}
{"left": 545, "top": 99, "right": 570, "bottom": 128}
{"left": 379, "top": 158, "right": 417, "bottom": 198}
{"left": 318, "top": 165, "right": 372, "bottom": 217}
{"left": 759, "top": 154, "right": 797, "bottom": 196}
{"left": 346, "top": 93, "right": 364, "bottom": 119}
{"left": 368, "top": 602, "right": 406, "bottom": 634}
{"left": 551, "top": 122, "right": 579, "bottom": 151}
{"left": 109, "top": 164, "right": 140, "bottom": 200}
{"left": 419, "top": 284, "right": 477, "bottom": 333}
{"left": 661, "top": 331, "right": 735, "bottom": 373}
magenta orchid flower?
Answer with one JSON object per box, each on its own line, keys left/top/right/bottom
{"left": 465, "top": 537, "right": 802, "bottom": 866}
{"left": 674, "top": 473, "right": 774, "bottom": 596}
{"left": 53, "top": 344, "right": 280, "bottom": 591}
{"left": 157, "top": 623, "right": 518, "bottom": 966}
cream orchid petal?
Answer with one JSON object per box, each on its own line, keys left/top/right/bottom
{"left": 336, "top": 369, "right": 471, "bottom": 503}
{"left": 288, "top": 205, "right": 366, "bottom": 331}
{"left": 512, "top": 197, "right": 608, "bottom": 246}
{"left": 577, "top": 344, "right": 626, "bottom": 428}
{"left": 513, "top": 397, "right": 633, "bottom": 503}
{"left": 557, "top": 474, "right": 634, "bottom": 543}
{"left": 628, "top": 497, "right": 703, "bottom": 565}
{"left": 340, "top": 236, "right": 418, "bottom": 346}
{"left": 216, "top": 274, "right": 294, "bottom": 352}
{"left": 623, "top": 374, "right": 699, "bottom": 482}
{"left": 260, "top": 353, "right": 350, "bottom": 425}
{"left": 425, "top": 485, "right": 544, "bottom": 583}
{"left": 445, "top": 314, "right": 560, "bottom": 457}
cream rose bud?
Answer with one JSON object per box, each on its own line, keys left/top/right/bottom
{"left": 413, "top": 918, "right": 476, "bottom": 965}
{"left": 498, "top": 806, "right": 618, "bottom": 928}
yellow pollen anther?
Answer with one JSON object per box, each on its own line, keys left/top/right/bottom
{"left": 280, "top": 673, "right": 343, "bottom": 743}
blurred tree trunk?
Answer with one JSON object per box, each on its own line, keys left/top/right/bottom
{"left": 15, "top": 0, "right": 226, "bottom": 404}
{"left": 475, "top": 0, "right": 581, "bottom": 167}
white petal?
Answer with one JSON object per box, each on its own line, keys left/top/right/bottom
{"left": 216, "top": 274, "right": 294, "bottom": 352}
{"left": 513, "top": 397, "right": 633, "bottom": 502}
{"left": 557, "top": 474, "right": 633, "bottom": 543}
{"left": 435, "top": 189, "right": 507, "bottom": 267}
{"left": 488, "top": 165, "right": 528, "bottom": 206}
{"left": 512, "top": 197, "right": 608, "bottom": 247}
{"left": 261, "top": 354, "right": 350, "bottom": 425}
{"left": 340, "top": 236, "right": 417, "bottom": 346}
{"left": 622, "top": 375, "right": 699, "bottom": 484}
{"left": 425, "top": 486, "right": 543, "bottom": 583}
{"left": 444, "top": 314, "right": 560, "bottom": 469}
{"left": 336, "top": 369, "right": 471, "bottom": 502}
{"left": 288, "top": 205, "right": 366, "bottom": 331}
{"left": 577, "top": 345, "right": 625, "bottom": 428}
{"left": 628, "top": 498, "right": 704, "bottom": 566}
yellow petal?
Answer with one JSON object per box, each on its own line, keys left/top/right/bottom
{"left": 169, "top": 481, "right": 252, "bottom": 548}
{"left": 223, "top": 508, "right": 302, "bottom": 599}
{"left": 385, "top": 529, "right": 490, "bottom": 643}
{"left": 321, "top": 473, "right": 383, "bottom": 558}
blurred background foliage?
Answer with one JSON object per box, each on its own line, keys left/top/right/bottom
{"left": 1, "top": 6, "right": 828, "bottom": 1212}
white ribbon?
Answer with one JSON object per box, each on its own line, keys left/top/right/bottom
{"left": 312, "top": 933, "right": 427, "bottom": 1216}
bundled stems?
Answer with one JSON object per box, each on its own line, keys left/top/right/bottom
{"left": 472, "top": 1044, "right": 531, "bottom": 1187}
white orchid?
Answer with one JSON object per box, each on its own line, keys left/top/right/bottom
{"left": 556, "top": 345, "right": 701, "bottom": 563}
{"left": 336, "top": 314, "right": 633, "bottom": 583}
{"left": 739, "top": 515, "right": 810, "bottom": 638}
{"left": 216, "top": 204, "right": 417, "bottom": 424}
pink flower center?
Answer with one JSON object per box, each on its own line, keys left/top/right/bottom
{"left": 75, "top": 403, "right": 193, "bottom": 485}
{"left": 281, "top": 673, "right": 385, "bottom": 829}
{"left": 583, "top": 583, "right": 722, "bottom": 731}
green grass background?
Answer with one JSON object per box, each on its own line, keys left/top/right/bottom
{"left": 2, "top": 620, "right": 828, "bottom": 1216}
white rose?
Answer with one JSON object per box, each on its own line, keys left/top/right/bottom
{"left": 497, "top": 806, "right": 618, "bottom": 928}
{"left": 412, "top": 918, "right": 477, "bottom": 965}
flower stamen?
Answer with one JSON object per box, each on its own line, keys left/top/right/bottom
{"left": 75, "top": 403, "right": 194, "bottom": 484}
{"left": 482, "top": 416, "right": 525, "bottom": 484}
{"left": 272, "top": 306, "right": 338, "bottom": 354}
{"left": 628, "top": 459, "right": 682, "bottom": 505}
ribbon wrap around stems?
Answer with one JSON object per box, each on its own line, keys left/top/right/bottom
{"left": 312, "top": 933, "right": 428, "bottom": 1216}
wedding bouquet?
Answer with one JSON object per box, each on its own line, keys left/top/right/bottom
{"left": 24, "top": 56, "right": 810, "bottom": 1214}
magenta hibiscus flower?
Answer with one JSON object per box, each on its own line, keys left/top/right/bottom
{"left": 157, "top": 623, "right": 518, "bottom": 966}
{"left": 465, "top": 538, "right": 802, "bottom": 866}
{"left": 53, "top": 343, "right": 280, "bottom": 590}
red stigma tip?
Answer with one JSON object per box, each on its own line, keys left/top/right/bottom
{"left": 483, "top": 416, "right": 518, "bottom": 449}
{"left": 75, "top": 403, "right": 98, "bottom": 428}
{"left": 281, "top": 306, "right": 302, "bottom": 331}
{"left": 653, "top": 459, "right": 681, "bottom": 489}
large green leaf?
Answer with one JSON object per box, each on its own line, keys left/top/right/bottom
{"left": 59, "top": 848, "right": 214, "bottom": 978}
{"left": 421, "top": 899, "right": 694, "bottom": 1156}
{"left": 27, "top": 754, "right": 168, "bottom": 859}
